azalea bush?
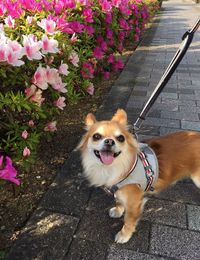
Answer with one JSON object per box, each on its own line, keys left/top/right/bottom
{"left": 0, "top": 0, "right": 160, "bottom": 187}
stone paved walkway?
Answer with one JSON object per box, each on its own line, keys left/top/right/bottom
{"left": 8, "top": 0, "right": 200, "bottom": 259}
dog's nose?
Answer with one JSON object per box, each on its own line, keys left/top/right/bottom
{"left": 104, "top": 139, "right": 115, "bottom": 146}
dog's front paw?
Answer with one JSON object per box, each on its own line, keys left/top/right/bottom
{"left": 109, "top": 207, "right": 124, "bottom": 218}
{"left": 115, "top": 230, "right": 131, "bottom": 244}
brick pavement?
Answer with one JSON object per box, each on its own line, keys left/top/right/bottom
{"left": 7, "top": 0, "right": 200, "bottom": 259}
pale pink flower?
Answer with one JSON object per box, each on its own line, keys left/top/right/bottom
{"left": 26, "top": 16, "right": 33, "bottom": 24}
{"left": 45, "top": 66, "right": 60, "bottom": 86}
{"left": 86, "top": 83, "right": 94, "bottom": 95}
{"left": 22, "top": 34, "right": 43, "bottom": 61}
{"left": 37, "top": 18, "right": 56, "bottom": 35}
{"left": 31, "top": 89, "right": 45, "bottom": 106}
{"left": 69, "top": 51, "right": 79, "bottom": 67}
{"left": 25, "top": 85, "right": 37, "bottom": 98}
{"left": 54, "top": 96, "right": 66, "bottom": 110}
{"left": 0, "top": 44, "right": 7, "bottom": 62}
{"left": 58, "top": 62, "right": 69, "bottom": 76}
{"left": 44, "top": 121, "right": 57, "bottom": 132}
{"left": 6, "top": 47, "right": 24, "bottom": 66}
{"left": 32, "top": 66, "right": 48, "bottom": 90}
{"left": 4, "top": 16, "right": 15, "bottom": 28}
{"left": 23, "top": 147, "right": 31, "bottom": 157}
{"left": 22, "top": 130, "right": 28, "bottom": 139}
{"left": 52, "top": 81, "right": 67, "bottom": 93}
{"left": 28, "top": 120, "right": 34, "bottom": 127}
{"left": 41, "top": 34, "right": 59, "bottom": 54}
{"left": 70, "top": 33, "right": 78, "bottom": 43}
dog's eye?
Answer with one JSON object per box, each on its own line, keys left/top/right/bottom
{"left": 116, "top": 135, "right": 125, "bottom": 142}
{"left": 93, "top": 133, "right": 102, "bottom": 141}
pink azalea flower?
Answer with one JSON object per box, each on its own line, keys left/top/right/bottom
{"left": 111, "top": 0, "right": 122, "bottom": 7}
{"left": 22, "top": 34, "right": 43, "bottom": 61}
{"left": 105, "top": 13, "right": 112, "bottom": 24}
{"left": 86, "top": 83, "right": 94, "bottom": 95}
{"left": 83, "top": 8, "right": 93, "bottom": 23}
{"left": 25, "top": 85, "right": 37, "bottom": 98}
{"left": 69, "top": 21, "right": 84, "bottom": 33}
{"left": 58, "top": 62, "right": 69, "bottom": 76}
{"left": 41, "top": 35, "right": 59, "bottom": 54}
{"left": 103, "top": 71, "right": 110, "bottom": 80}
{"left": 113, "top": 59, "right": 124, "bottom": 71}
{"left": 0, "top": 155, "right": 20, "bottom": 186}
{"left": 0, "top": 44, "right": 7, "bottom": 62}
{"left": 44, "top": 121, "right": 57, "bottom": 132}
{"left": 84, "top": 25, "right": 94, "bottom": 36}
{"left": 23, "top": 147, "right": 31, "bottom": 157}
{"left": 70, "top": 33, "right": 78, "bottom": 43}
{"left": 107, "top": 54, "right": 115, "bottom": 64}
{"left": 81, "top": 62, "right": 94, "bottom": 78}
{"left": 0, "top": 4, "right": 6, "bottom": 17}
{"left": 31, "top": 89, "right": 45, "bottom": 106}
{"left": 106, "top": 28, "right": 113, "bottom": 39}
{"left": 100, "top": 0, "right": 112, "bottom": 13}
{"left": 52, "top": 81, "right": 67, "bottom": 93}
{"left": 119, "top": 18, "right": 129, "bottom": 30}
{"left": 135, "top": 27, "right": 141, "bottom": 34}
{"left": 28, "top": 120, "right": 34, "bottom": 127}
{"left": 69, "top": 51, "right": 79, "bottom": 67}
{"left": 93, "top": 46, "right": 104, "bottom": 60}
{"left": 100, "top": 41, "right": 107, "bottom": 52}
{"left": 6, "top": 47, "right": 24, "bottom": 67}
{"left": 26, "top": 16, "right": 34, "bottom": 24}
{"left": 134, "top": 34, "right": 140, "bottom": 42}
{"left": 22, "top": 130, "right": 28, "bottom": 139}
{"left": 54, "top": 96, "right": 66, "bottom": 110}
{"left": 45, "top": 66, "right": 60, "bottom": 86}
{"left": 32, "top": 66, "right": 48, "bottom": 90}
{"left": 37, "top": 18, "right": 56, "bottom": 35}
{"left": 4, "top": 16, "right": 15, "bottom": 28}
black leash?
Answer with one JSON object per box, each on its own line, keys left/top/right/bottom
{"left": 133, "top": 17, "right": 200, "bottom": 132}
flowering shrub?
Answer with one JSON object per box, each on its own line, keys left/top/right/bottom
{"left": 0, "top": 0, "right": 160, "bottom": 186}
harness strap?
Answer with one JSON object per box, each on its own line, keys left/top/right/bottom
{"left": 139, "top": 151, "right": 155, "bottom": 191}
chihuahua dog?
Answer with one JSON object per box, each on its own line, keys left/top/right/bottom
{"left": 78, "top": 109, "right": 200, "bottom": 243}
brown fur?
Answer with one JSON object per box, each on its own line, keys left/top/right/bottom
{"left": 78, "top": 109, "right": 200, "bottom": 243}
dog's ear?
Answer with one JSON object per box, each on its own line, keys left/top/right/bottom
{"left": 85, "top": 113, "right": 96, "bottom": 129}
{"left": 111, "top": 109, "right": 127, "bottom": 126}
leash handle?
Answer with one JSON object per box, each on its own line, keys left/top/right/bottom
{"left": 133, "top": 17, "right": 200, "bottom": 132}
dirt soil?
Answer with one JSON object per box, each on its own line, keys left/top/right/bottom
{"left": 0, "top": 44, "right": 137, "bottom": 259}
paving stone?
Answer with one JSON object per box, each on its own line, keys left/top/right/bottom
{"left": 181, "top": 120, "right": 200, "bottom": 131}
{"left": 161, "top": 111, "right": 199, "bottom": 121}
{"left": 66, "top": 238, "right": 108, "bottom": 260}
{"left": 142, "top": 198, "right": 187, "bottom": 228}
{"left": 159, "top": 127, "right": 182, "bottom": 135}
{"left": 187, "top": 205, "right": 200, "bottom": 232}
{"left": 8, "top": 209, "right": 79, "bottom": 260}
{"left": 39, "top": 152, "right": 92, "bottom": 217}
{"left": 150, "top": 224, "right": 200, "bottom": 260}
{"left": 144, "top": 117, "right": 180, "bottom": 128}
{"left": 160, "top": 93, "right": 178, "bottom": 99}
{"left": 154, "top": 182, "right": 200, "bottom": 205}
{"left": 107, "top": 245, "right": 168, "bottom": 260}
{"left": 76, "top": 189, "right": 151, "bottom": 252}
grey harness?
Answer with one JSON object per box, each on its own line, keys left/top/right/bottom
{"left": 104, "top": 143, "right": 159, "bottom": 195}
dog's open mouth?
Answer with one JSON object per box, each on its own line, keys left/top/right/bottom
{"left": 94, "top": 150, "right": 121, "bottom": 165}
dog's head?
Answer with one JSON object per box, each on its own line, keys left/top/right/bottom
{"left": 77, "top": 109, "right": 138, "bottom": 186}
{"left": 78, "top": 109, "right": 138, "bottom": 170}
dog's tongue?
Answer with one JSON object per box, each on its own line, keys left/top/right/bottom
{"left": 100, "top": 151, "right": 114, "bottom": 165}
